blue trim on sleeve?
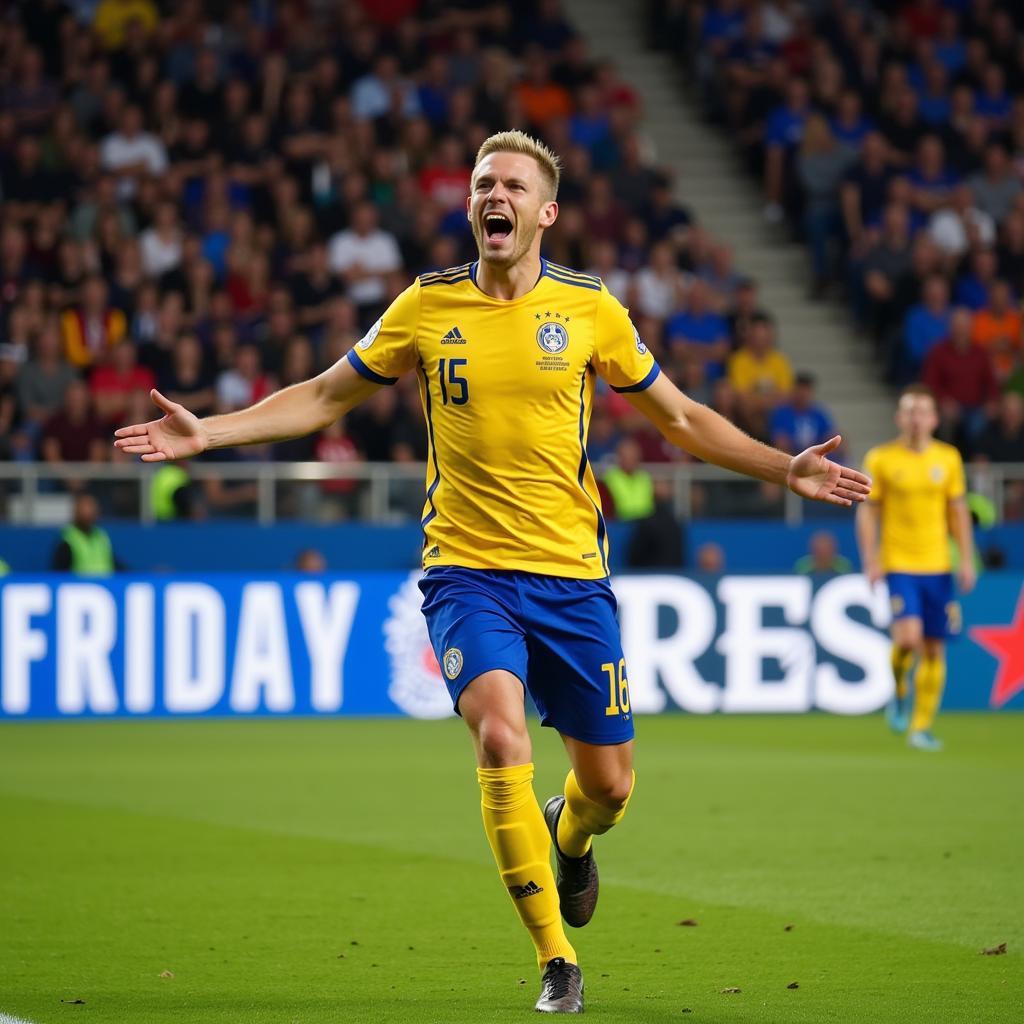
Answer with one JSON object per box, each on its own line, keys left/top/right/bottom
{"left": 347, "top": 349, "right": 398, "bottom": 386}
{"left": 610, "top": 363, "right": 661, "bottom": 394}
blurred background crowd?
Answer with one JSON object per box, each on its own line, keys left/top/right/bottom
{"left": 0, "top": 0, "right": 840, "bottom": 528}
{"left": 661, "top": 0, "right": 1024, "bottom": 475}
{"left": 0, "top": 0, "right": 1022, "bottom": 531}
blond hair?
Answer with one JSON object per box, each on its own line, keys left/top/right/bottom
{"left": 474, "top": 130, "right": 561, "bottom": 200}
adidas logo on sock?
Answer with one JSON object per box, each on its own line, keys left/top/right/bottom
{"left": 441, "top": 326, "right": 467, "bottom": 344}
{"left": 509, "top": 880, "right": 544, "bottom": 899}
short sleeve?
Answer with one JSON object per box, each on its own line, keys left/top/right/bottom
{"left": 946, "top": 448, "right": 966, "bottom": 500}
{"left": 863, "top": 447, "right": 884, "bottom": 502}
{"left": 345, "top": 281, "right": 421, "bottom": 385}
{"left": 591, "top": 286, "right": 660, "bottom": 393}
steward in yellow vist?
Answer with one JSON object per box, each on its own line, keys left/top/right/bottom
{"left": 51, "top": 492, "right": 118, "bottom": 575}
{"left": 113, "top": 129, "right": 871, "bottom": 1014}
{"left": 857, "top": 384, "right": 975, "bottom": 751}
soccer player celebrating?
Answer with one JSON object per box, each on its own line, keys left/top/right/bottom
{"left": 856, "top": 384, "right": 976, "bottom": 752}
{"left": 115, "top": 131, "right": 870, "bottom": 1013}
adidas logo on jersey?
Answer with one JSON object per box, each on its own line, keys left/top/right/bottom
{"left": 425, "top": 545, "right": 441, "bottom": 559}
{"left": 509, "top": 880, "right": 544, "bottom": 899}
{"left": 441, "top": 326, "right": 467, "bottom": 344}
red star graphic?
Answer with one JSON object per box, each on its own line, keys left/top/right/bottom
{"left": 970, "top": 593, "right": 1024, "bottom": 708}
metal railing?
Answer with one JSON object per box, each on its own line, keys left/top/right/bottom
{"left": 0, "top": 461, "right": 1021, "bottom": 525}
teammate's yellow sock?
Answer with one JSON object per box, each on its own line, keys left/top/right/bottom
{"left": 910, "top": 656, "right": 946, "bottom": 733}
{"left": 891, "top": 647, "right": 915, "bottom": 701}
{"left": 477, "top": 764, "right": 576, "bottom": 969}
{"left": 556, "top": 769, "right": 635, "bottom": 859}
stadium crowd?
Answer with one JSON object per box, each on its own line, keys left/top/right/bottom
{"left": 0, "top": 0, "right": 841, "bottom": 522}
{"left": 666, "top": 0, "right": 1024, "bottom": 476}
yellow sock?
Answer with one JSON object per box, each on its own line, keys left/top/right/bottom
{"left": 477, "top": 764, "right": 576, "bottom": 970}
{"left": 890, "top": 647, "right": 915, "bottom": 701}
{"left": 556, "top": 769, "right": 635, "bottom": 859}
{"left": 910, "top": 655, "right": 946, "bottom": 733}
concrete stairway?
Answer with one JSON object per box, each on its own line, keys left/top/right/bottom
{"left": 562, "top": 0, "right": 893, "bottom": 459}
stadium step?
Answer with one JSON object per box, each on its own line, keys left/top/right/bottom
{"left": 563, "top": 0, "right": 895, "bottom": 457}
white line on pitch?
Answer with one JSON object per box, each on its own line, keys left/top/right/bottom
{"left": 0, "top": 1013, "right": 39, "bottom": 1024}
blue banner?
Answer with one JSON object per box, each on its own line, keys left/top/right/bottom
{"left": 1, "top": 573, "right": 1021, "bottom": 719}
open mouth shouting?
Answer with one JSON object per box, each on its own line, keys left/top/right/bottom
{"left": 483, "top": 210, "right": 514, "bottom": 245}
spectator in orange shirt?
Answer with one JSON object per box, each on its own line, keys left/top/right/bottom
{"left": 516, "top": 46, "right": 573, "bottom": 129}
{"left": 970, "top": 279, "right": 1021, "bottom": 380}
{"left": 60, "top": 275, "right": 127, "bottom": 368}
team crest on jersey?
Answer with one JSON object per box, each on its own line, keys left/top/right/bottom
{"left": 633, "top": 326, "right": 647, "bottom": 355}
{"left": 537, "top": 321, "right": 569, "bottom": 354}
{"left": 443, "top": 647, "right": 464, "bottom": 680}
{"left": 930, "top": 465, "right": 944, "bottom": 483}
{"left": 357, "top": 317, "right": 383, "bottom": 350}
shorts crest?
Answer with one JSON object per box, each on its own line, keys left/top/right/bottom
{"left": 443, "top": 647, "right": 464, "bottom": 680}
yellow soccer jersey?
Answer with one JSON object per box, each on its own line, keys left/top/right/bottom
{"left": 863, "top": 439, "right": 966, "bottom": 574}
{"left": 345, "top": 260, "right": 660, "bottom": 578}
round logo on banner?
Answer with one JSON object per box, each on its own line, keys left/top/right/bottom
{"left": 537, "top": 321, "right": 569, "bottom": 354}
{"left": 384, "top": 573, "right": 456, "bottom": 719}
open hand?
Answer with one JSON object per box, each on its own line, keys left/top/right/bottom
{"left": 113, "top": 389, "right": 208, "bottom": 462}
{"left": 786, "top": 435, "right": 871, "bottom": 507}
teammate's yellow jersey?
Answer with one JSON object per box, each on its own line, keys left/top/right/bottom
{"left": 346, "top": 260, "right": 659, "bottom": 579}
{"left": 862, "top": 439, "right": 966, "bottom": 574}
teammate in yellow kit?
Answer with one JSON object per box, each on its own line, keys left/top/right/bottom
{"left": 115, "top": 131, "right": 870, "bottom": 1012}
{"left": 856, "top": 384, "right": 976, "bottom": 751}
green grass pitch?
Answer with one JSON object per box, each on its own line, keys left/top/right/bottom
{"left": 1, "top": 714, "right": 1021, "bottom": 1023}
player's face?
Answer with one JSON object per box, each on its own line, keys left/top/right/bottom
{"left": 468, "top": 152, "right": 558, "bottom": 268}
{"left": 896, "top": 395, "right": 939, "bottom": 441}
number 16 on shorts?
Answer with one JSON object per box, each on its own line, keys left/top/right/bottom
{"left": 602, "top": 659, "right": 631, "bottom": 718}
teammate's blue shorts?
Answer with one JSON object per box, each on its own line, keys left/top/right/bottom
{"left": 886, "top": 572, "right": 960, "bottom": 639}
{"left": 418, "top": 567, "right": 634, "bottom": 745}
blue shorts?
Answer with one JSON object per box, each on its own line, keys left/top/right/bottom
{"left": 887, "top": 572, "right": 960, "bottom": 639}
{"left": 418, "top": 567, "right": 634, "bottom": 745}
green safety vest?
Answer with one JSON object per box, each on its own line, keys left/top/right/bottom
{"left": 794, "top": 554, "right": 853, "bottom": 575}
{"left": 603, "top": 467, "right": 655, "bottom": 521}
{"left": 61, "top": 525, "right": 115, "bottom": 576}
{"left": 151, "top": 464, "right": 190, "bottom": 520}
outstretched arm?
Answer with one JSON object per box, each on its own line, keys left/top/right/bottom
{"left": 114, "top": 355, "right": 380, "bottom": 462}
{"left": 855, "top": 500, "right": 883, "bottom": 584}
{"left": 627, "top": 373, "right": 871, "bottom": 506}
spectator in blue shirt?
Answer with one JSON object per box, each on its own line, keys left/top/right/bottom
{"left": 700, "top": 0, "right": 744, "bottom": 51}
{"left": 908, "top": 135, "right": 960, "bottom": 217}
{"left": 830, "top": 90, "right": 872, "bottom": 154}
{"left": 915, "top": 60, "right": 952, "bottom": 126}
{"left": 904, "top": 274, "right": 953, "bottom": 378}
{"left": 769, "top": 372, "right": 837, "bottom": 454}
{"left": 933, "top": 10, "right": 967, "bottom": 76}
{"left": 975, "top": 64, "right": 1012, "bottom": 130}
{"left": 351, "top": 55, "right": 420, "bottom": 122}
{"left": 955, "top": 247, "right": 1000, "bottom": 311}
{"left": 665, "top": 279, "right": 730, "bottom": 380}
{"left": 763, "top": 77, "right": 811, "bottom": 222}
{"left": 569, "top": 84, "right": 612, "bottom": 153}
